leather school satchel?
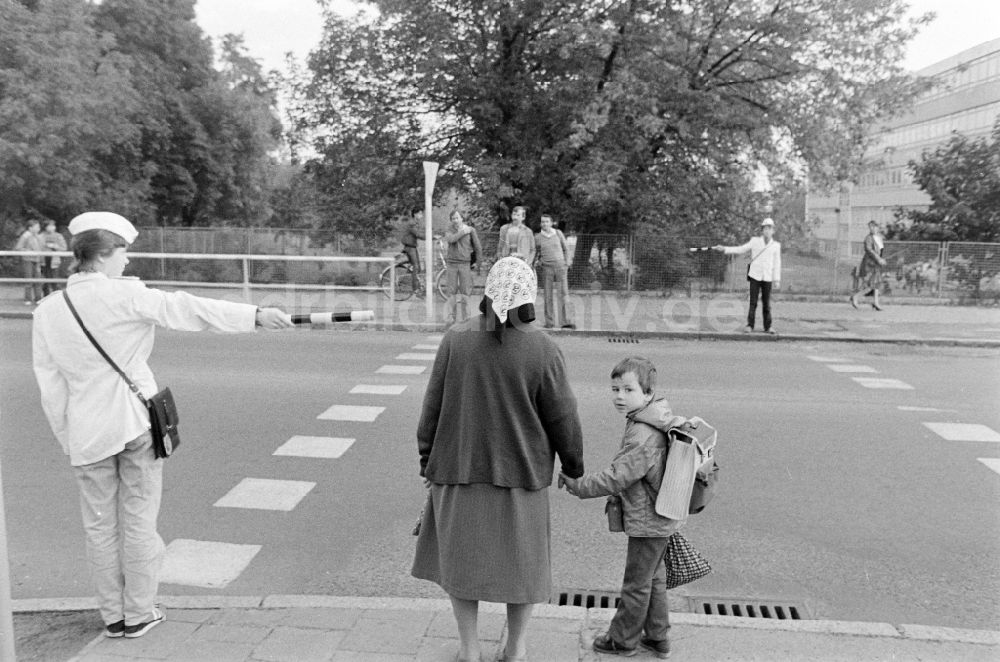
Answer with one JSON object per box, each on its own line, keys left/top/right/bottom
{"left": 63, "top": 291, "right": 180, "bottom": 459}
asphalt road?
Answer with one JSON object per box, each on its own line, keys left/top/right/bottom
{"left": 1, "top": 319, "right": 998, "bottom": 630}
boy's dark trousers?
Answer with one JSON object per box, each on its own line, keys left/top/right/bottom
{"left": 608, "top": 536, "right": 671, "bottom": 648}
{"left": 747, "top": 278, "right": 773, "bottom": 331}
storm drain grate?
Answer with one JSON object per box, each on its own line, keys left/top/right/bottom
{"left": 688, "top": 596, "right": 811, "bottom": 620}
{"left": 551, "top": 589, "right": 621, "bottom": 609}
{"left": 608, "top": 333, "right": 640, "bottom": 343}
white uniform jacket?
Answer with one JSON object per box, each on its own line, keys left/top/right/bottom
{"left": 32, "top": 272, "right": 256, "bottom": 466}
{"left": 724, "top": 236, "right": 781, "bottom": 282}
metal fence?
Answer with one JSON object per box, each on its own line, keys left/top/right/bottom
{"left": 3, "top": 226, "right": 998, "bottom": 302}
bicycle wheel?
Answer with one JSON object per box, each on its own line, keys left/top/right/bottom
{"left": 435, "top": 268, "right": 448, "bottom": 301}
{"left": 381, "top": 265, "right": 415, "bottom": 301}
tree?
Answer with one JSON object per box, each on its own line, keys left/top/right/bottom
{"left": 0, "top": 0, "right": 140, "bottom": 235}
{"left": 292, "top": 0, "right": 927, "bottom": 266}
{"left": 94, "top": 0, "right": 280, "bottom": 226}
{"left": 888, "top": 120, "right": 1000, "bottom": 242}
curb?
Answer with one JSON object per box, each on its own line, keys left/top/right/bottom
{"left": 14, "top": 595, "right": 1000, "bottom": 647}
{"left": 4, "top": 310, "right": 998, "bottom": 347}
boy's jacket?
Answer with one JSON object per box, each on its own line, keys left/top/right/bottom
{"left": 571, "top": 398, "right": 685, "bottom": 537}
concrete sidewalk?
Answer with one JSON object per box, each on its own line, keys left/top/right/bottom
{"left": 12, "top": 595, "right": 986, "bottom": 662}
{"left": 3, "top": 286, "right": 1000, "bottom": 347}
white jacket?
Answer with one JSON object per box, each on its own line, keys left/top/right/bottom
{"left": 32, "top": 272, "right": 256, "bottom": 465}
{"left": 724, "top": 236, "right": 781, "bottom": 282}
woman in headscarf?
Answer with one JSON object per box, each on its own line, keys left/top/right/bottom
{"left": 412, "top": 257, "right": 585, "bottom": 662}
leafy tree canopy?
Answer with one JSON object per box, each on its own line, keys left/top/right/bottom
{"left": 888, "top": 120, "right": 1000, "bottom": 242}
{"left": 291, "top": 0, "right": 928, "bottom": 248}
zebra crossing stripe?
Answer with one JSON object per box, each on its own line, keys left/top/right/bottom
{"left": 350, "top": 384, "right": 407, "bottom": 395}
{"left": 395, "top": 353, "right": 437, "bottom": 361}
{"left": 412, "top": 344, "right": 439, "bottom": 350}
{"left": 851, "top": 377, "right": 914, "bottom": 390}
{"left": 317, "top": 404, "right": 385, "bottom": 421}
{"left": 214, "top": 478, "right": 316, "bottom": 511}
{"left": 159, "top": 539, "right": 261, "bottom": 589}
{"left": 376, "top": 365, "right": 426, "bottom": 375}
{"left": 923, "top": 423, "right": 1000, "bottom": 442}
{"left": 274, "top": 436, "right": 355, "bottom": 459}
{"left": 807, "top": 355, "right": 850, "bottom": 362}
{"left": 978, "top": 458, "right": 1000, "bottom": 475}
{"left": 826, "top": 364, "right": 878, "bottom": 373}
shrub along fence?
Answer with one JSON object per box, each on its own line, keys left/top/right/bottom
{"left": 2, "top": 226, "right": 998, "bottom": 302}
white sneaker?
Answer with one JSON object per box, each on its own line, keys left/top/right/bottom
{"left": 124, "top": 607, "right": 165, "bottom": 638}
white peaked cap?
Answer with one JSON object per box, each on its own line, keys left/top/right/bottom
{"left": 68, "top": 212, "right": 138, "bottom": 244}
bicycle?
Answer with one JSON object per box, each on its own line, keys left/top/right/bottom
{"left": 380, "top": 237, "right": 448, "bottom": 301}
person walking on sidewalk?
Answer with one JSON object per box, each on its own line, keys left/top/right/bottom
{"left": 41, "top": 219, "right": 68, "bottom": 295}
{"left": 534, "top": 213, "right": 574, "bottom": 329}
{"left": 400, "top": 207, "right": 428, "bottom": 296}
{"left": 15, "top": 218, "right": 43, "bottom": 305}
{"left": 412, "top": 257, "right": 585, "bottom": 662}
{"left": 442, "top": 210, "right": 482, "bottom": 326}
{"left": 497, "top": 205, "right": 536, "bottom": 264}
{"left": 713, "top": 217, "right": 782, "bottom": 334}
{"left": 560, "top": 357, "right": 684, "bottom": 659}
{"left": 851, "top": 220, "right": 887, "bottom": 311}
{"left": 32, "top": 212, "right": 292, "bottom": 641}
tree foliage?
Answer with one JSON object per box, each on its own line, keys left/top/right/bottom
{"left": 0, "top": 0, "right": 281, "bottom": 237}
{"left": 292, "top": 0, "right": 928, "bottom": 252}
{"left": 888, "top": 120, "right": 1000, "bottom": 242}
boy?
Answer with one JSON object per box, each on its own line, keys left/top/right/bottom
{"left": 560, "top": 356, "right": 682, "bottom": 659}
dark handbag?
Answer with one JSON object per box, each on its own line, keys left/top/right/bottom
{"left": 663, "top": 532, "right": 712, "bottom": 589}
{"left": 605, "top": 496, "right": 624, "bottom": 532}
{"left": 63, "top": 291, "right": 180, "bottom": 459}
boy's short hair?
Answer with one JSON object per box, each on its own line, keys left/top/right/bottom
{"left": 611, "top": 356, "right": 657, "bottom": 394}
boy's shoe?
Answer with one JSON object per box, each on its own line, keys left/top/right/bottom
{"left": 743, "top": 325, "right": 753, "bottom": 333}
{"left": 561, "top": 323, "right": 576, "bottom": 329}
{"left": 592, "top": 633, "right": 636, "bottom": 657}
{"left": 104, "top": 620, "right": 125, "bottom": 638}
{"left": 124, "top": 607, "right": 165, "bottom": 638}
{"left": 639, "top": 637, "right": 671, "bottom": 658}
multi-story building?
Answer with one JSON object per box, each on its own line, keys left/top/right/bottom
{"left": 807, "top": 37, "right": 1000, "bottom": 258}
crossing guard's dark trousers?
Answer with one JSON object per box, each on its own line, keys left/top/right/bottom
{"left": 747, "top": 278, "right": 773, "bottom": 331}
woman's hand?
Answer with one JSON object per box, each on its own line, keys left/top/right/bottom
{"left": 255, "top": 308, "right": 294, "bottom": 330}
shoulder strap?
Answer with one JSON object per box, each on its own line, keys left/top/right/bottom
{"left": 63, "top": 290, "right": 148, "bottom": 405}
{"left": 748, "top": 240, "right": 774, "bottom": 265}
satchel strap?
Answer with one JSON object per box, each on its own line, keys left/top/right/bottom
{"left": 63, "top": 290, "right": 148, "bottom": 406}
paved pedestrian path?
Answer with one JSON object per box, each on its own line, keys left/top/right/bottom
{"left": 3, "top": 285, "right": 1000, "bottom": 346}
{"left": 7, "top": 595, "right": 980, "bottom": 661}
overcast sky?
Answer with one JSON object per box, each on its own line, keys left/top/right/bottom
{"left": 193, "top": 0, "right": 1000, "bottom": 74}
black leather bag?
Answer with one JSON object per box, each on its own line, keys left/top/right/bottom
{"left": 147, "top": 388, "right": 180, "bottom": 458}
{"left": 63, "top": 291, "right": 180, "bottom": 459}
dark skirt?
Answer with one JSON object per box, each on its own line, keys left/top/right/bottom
{"left": 411, "top": 482, "right": 551, "bottom": 604}
{"left": 859, "top": 257, "right": 883, "bottom": 289}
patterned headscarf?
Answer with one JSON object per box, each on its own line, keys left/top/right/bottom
{"left": 484, "top": 257, "right": 536, "bottom": 323}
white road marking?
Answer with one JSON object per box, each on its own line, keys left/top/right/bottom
{"left": 350, "top": 384, "right": 407, "bottom": 395}
{"left": 851, "top": 377, "right": 914, "bottom": 390}
{"left": 807, "top": 356, "right": 850, "bottom": 362}
{"left": 923, "top": 423, "right": 1000, "bottom": 443}
{"left": 412, "top": 344, "right": 439, "bottom": 350}
{"left": 897, "top": 406, "right": 958, "bottom": 413}
{"left": 376, "top": 365, "right": 426, "bottom": 375}
{"left": 214, "top": 478, "right": 316, "bottom": 511}
{"left": 160, "top": 539, "right": 261, "bottom": 589}
{"left": 395, "top": 353, "right": 437, "bottom": 361}
{"left": 977, "top": 458, "right": 1000, "bottom": 475}
{"left": 426, "top": 334, "right": 444, "bottom": 341}
{"left": 317, "top": 404, "right": 385, "bottom": 421}
{"left": 825, "top": 364, "right": 878, "bottom": 373}
{"left": 274, "top": 436, "right": 355, "bottom": 459}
